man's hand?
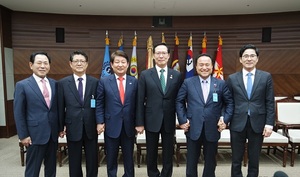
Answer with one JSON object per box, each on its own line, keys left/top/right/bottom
{"left": 135, "top": 126, "right": 145, "bottom": 134}
{"left": 218, "top": 116, "right": 226, "bottom": 132}
{"left": 263, "top": 127, "right": 273, "bottom": 137}
{"left": 97, "top": 123, "right": 105, "bottom": 135}
{"left": 21, "top": 137, "right": 32, "bottom": 147}
{"left": 179, "top": 119, "right": 190, "bottom": 132}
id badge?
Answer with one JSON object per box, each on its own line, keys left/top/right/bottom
{"left": 213, "top": 93, "right": 218, "bottom": 102}
{"left": 91, "top": 95, "right": 96, "bottom": 108}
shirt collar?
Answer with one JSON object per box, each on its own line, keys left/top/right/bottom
{"left": 199, "top": 75, "right": 211, "bottom": 83}
{"left": 32, "top": 73, "right": 49, "bottom": 83}
{"left": 114, "top": 74, "right": 127, "bottom": 80}
{"left": 73, "top": 74, "right": 86, "bottom": 81}
{"left": 155, "top": 65, "right": 168, "bottom": 74}
{"left": 242, "top": 68, "right": 256, "bottom": 76}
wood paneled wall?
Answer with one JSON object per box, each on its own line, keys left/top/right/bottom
{"left": 12, "top": 11, "right": 300, "bottom": 97}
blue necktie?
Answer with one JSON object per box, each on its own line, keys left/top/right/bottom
{"left": 78, "top": 78, "right": 83, "bottom": 104}
{"left": 247, "top": 73, "right": 253, "bottom": 99}
{"left": 160, "top": 69, "right": 166, "bottom": 93}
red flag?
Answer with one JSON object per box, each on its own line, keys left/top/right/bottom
{"left": 202, "top": 33, "right": 207, "bottom": 53}
{"left": 213, "top": 35, "right": 224, "bottom": 80}
{"left": 171, "top": 34, "right": 180, "bottom": 72}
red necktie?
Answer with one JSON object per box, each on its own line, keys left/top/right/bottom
{"left": 118, "top": 77, "right": 125, "bottom": 104}
{"left": 41, "top": 79, "right": 50, "bottom": 108}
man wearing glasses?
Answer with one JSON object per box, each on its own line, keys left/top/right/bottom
{"left": 226, "top": 44, "right": 275, "bottom": 177}
{"left": 136, "top": 43, "right": 182, "bottom": 177}
{"left": 58, "top": 51, "right": 99, "bottom": 177}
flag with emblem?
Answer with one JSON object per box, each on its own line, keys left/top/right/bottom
{"left": 171, "top": 34, "right": 180, "bottom": 72}
{"left": 101, "top": 31, "right": 111, "bottom": 77}
{"left": 130, "top": 32, "right": 138, "bottom": 78}
{"left": 185, "top": 33, "right": 194, "bottom": 78}
{"left": 213, "top": 35, "right": 224, "bottom": 80}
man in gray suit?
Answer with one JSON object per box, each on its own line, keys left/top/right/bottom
{"left": 58, "top": 50, "right": 98, "bottom": 177}
{"left": 226, "top": 44, "right": 275, "bottom": 177}
{"left": 14, "top": 52, "right": 59, "bottom": 177}
{"left": 136, "top": 43, "right": 182, "bottom": 177}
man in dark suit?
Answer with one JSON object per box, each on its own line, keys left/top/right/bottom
{"left": 176, "top": 53, "right": 234, "bottom": 177}
{"left": 58, "top": 50, "right": 98, "bottom": 177}
{"left": 226, "top": 44, "right": 275, "bottom": 177}
{"left": 136, "top": 43, "right": 182, "bottom": 177}
{"left": 96, "top": 50, "right": 137, "bottom": 177}
{"left": 14, "top": 52, "right": 59, "bottom": 177}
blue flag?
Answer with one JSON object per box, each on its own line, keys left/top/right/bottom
{"left": 101, "top": 36, "right": 111, "bottom": 77}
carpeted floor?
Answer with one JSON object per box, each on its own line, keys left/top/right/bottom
{"left": 0, "top": 135, "right": 298, "bottom": 177}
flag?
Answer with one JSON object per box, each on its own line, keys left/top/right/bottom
{"left": 162, "top": 32, "right": 166, "bottom": 43}
{"left": 130, "top": 32, "right": 138, "bottom": 78}
{"left": 185, "top": 34, "right": 194, "bottom": 78}
{"left": 202, "top": 33, "right": 207, "bottom": 53}
{"left": 213, "top": 35, "right": 224, "bottom": 80}
{"left": 101, "top": 31, "right": 111, "bottom": 78}
{"left": 146, "top": 35, "right": 153, "bottom": 69}
{"left": 171, "top": 34, "right": 180, "bottom": 72}
{"left": 118, "top": 34, "right": 124, "bottom": 51}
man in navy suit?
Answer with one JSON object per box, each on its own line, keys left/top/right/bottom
{"left": 58, "top": 50, "right": 98, "bottom": 177}
{"left": 176, "top": 53, "right": 234, "bottom": 177}
{"left": 14, "top": 52, "right": 59, "bottom": 177}
{"left": 136, "top": 43, "right": 182, "bottom": 177}
{"left": 226, "top": 44, "right": 275, "bottom": 177}
{"left": 96, "top": 50, "right": 137, "bottom": 177}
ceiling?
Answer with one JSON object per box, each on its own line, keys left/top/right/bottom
{"left": 0, "top": 0, "right": 300, "bottom": 16}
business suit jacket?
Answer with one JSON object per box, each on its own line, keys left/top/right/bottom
{"left": 58, "top": 75, "right": 98, "bottom": 140}
{"left": 14, "top": 75, "right": 59, "bottom": 177}
{"left": 136, "top": 67, "right": 182, "bottom": 133}
{"left": 14, "top": 75, "right": 59, "bottom": 144}
{"left": 96, "top": 74, "right": 137, "bottom": 138}
{"left": 176, "top": 76, "right": 234, "bottom": 141}
{"left": 226, "top": 69, "right": 275, "bottom": 133}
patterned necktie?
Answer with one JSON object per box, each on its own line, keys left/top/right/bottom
{"left": 118, "top": 77, "right": 125, "bottom": 104}
{"left": 78, "top": 78, "right": 83, "bottom": 104}
{"left": 41, "top": 79, "right": 50, "bottom": 108}
{"left": 202, "top": 80, "right": 209, "bottom": 103}
{"left": 247, "top": 73, "right": 253, "bottom": 99}
{"left": 160, "top": 69, "right": 166, "bottom": 93}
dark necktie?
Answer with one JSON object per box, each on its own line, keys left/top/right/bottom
{"left": 41, "top": 79, "right": 50, "bottom": 108}
{"left": 78, "top": 78, "right": 83, "bottom": 104}
{"left": 160, "top": 69, "right": 166, "bottom": 93}
{"left": 118, "top": 77, "right": 125, "bottom": 104}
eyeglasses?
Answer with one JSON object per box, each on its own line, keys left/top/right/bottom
{"left": 242, "top": 54, "right": 257, "bottom": 59}
{"left": 72, "top": 60, "right": 87, "bottom": 64}
{"left": 154, "top": 51, "right": 168, "bottom": 56}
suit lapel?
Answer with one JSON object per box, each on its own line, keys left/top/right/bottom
{"left": 124, "top": 75, "right": 134, "bottom": 105}
{"left": 251, "top": 70, "right": 261, "bottom": 98}
{"left": 237, "top": 71, "right": 248, "bottom": 99}
{"left": 108, "top": 75, "right": 121, "bottom": 104}
{"left": 164, "top": 68, "right": 173, "bottom": 95}
{"left": 49, "top": 78, "right": 56, "bottom": 108}
{"left": 192, "top": 76, "right": 205, "bottom": 103}
{"left": 68, "top": 76, "right": 82, "bottom": 104}
{"left": 150, "top": 68, "right": 164, "bottom": 95}
{"left": 27, "top": 76, "right": 48, "bottom": 108}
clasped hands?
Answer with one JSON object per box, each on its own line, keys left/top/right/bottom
{"left": 97, "top": 123, "right": 105, "bottom": 134}
{"left": 218, "top": 117, "right": 226, "bottom": 132}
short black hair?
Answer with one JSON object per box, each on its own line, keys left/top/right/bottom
{"left": 110, "top": 50, "right": 129, "bottom": 63}
{"left": 30, "top": 52, "right": 51, "bottom": 63}
{"left": 239, "top": 44, "right": 259, "bottom": 57}
{"left": 153, "top": 43, "right": 170, "bottom": 54}
{"left": 69, "top": 50, "right": 88, "bottom": 62}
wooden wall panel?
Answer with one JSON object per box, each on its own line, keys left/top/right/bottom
{"left": 11, "top": 11, "right": 300, "bottom": 97}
